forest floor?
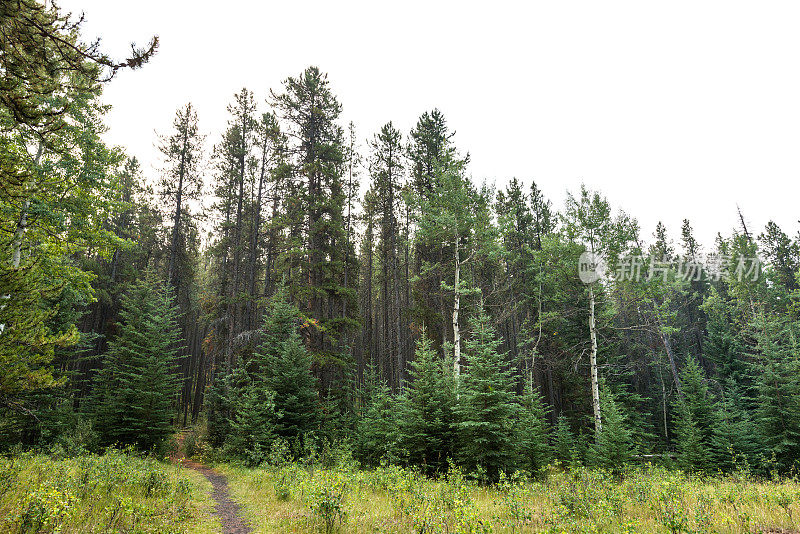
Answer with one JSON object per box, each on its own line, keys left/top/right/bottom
{"left": 174, "top": 432, "right": 253, "bottom": 534}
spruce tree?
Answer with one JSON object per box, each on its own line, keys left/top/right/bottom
{"left": 93, "top": 277, "right": 181, "bottom": 450}
{"left": 452, "top": 309, "right": 517, "bottom": 482}
{"left": 397, "top": 331, "right": 455, "bottom": 474}
{"left": 356, "top": 365, "right": 398, "bottom": 466}
{"left": 516, "top": 378, "right": 552, "bottom": 474}
{"left": 227, "top": 376, "right": 278, "bottom": 467}
{"left": 751, "top": 312, "right": 800, "bottom": 472}
{"left": 672, "top": 357, "right": 714, "bottom": 471}
{"left": 552, "top": 414, "right": 575, "bottom": 466}
{"left": 711, "top": 379, "right": 758, "bottom": 471}
{"left": 254, "top": 287, "right": 320, "bottom": 443}
{"left": 588, "top": 390, "right": 633, "bottom": 474}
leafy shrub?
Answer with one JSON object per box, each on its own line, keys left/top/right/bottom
{"left": 306, "top": 470, "right": 348, "bottom": 533}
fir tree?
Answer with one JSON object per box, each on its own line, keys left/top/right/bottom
{"left": 93, "top": 277, "right": 181, "bottom": 450}
{"left": 452, "top": 309, "right": 518, "bottom": 482}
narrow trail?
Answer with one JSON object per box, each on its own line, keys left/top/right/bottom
{"left": 174, "top": 433, "right": 252, "bottom": 534}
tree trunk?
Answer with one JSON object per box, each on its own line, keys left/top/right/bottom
{"left": 589, "top": 284, "right": 602, "bottom": 435}
{"left": 168, "top": 127, "right": 188, "bottom": 286}
{"left": 453, "top": 237, "right": 461, "bottom": 383}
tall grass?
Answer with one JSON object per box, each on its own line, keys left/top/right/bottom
{"left": 0, "top": 449, "right": 219, "bottom": 533}
{"left": 218, "top": 461, "right": 800, "bottom": 533}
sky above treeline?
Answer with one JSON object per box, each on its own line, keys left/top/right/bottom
{"left": 61, "top": 0, "right": 800, "bottom": 248}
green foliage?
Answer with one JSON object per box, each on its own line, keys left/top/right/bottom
{"left": 257, "top": 286, "right": 321, "bottom": 444}
{"left": 672, "top": 357, "right": 714, "bottom": 471}
{"left": 226, "top": 378, "right": 278, "bottom": 467}
{"left": 453, "top": 309, "right": 518, "bottom": 482}
{"left": 92, "top": 277, "right": 181, "bottom": 450}
{"left": 356, "top": 365, "right": 398, "bottom": 466}
{"left": 0, "top": 450, "right": 211, "bottom": 533}
{"left": 515, "top": 379, "right": 551, "bottom": 475}
{"left": 397, "top": 332, "right": 455, "bottom": 475}
{"left": 552, "top": 414, "right": 575, "bottom": 466}
{"left": 750, "top": 312, "right": 800, "bottom": 472}
{"left": 588, "top": 390, "right": 633, "bottom": 474}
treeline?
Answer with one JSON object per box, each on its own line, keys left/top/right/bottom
{"left": 2, "top": 0, "right": 800, "bottom": 478}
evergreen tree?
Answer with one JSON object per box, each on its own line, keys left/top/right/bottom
{"left": 227, "top": 377, "right": 278, "bottom": 467}
{"left": 751, "top": 312, "right": 800, "bottom": 472}
{"left": 356, "top": 365, "right": 398, "bottom": 466}
{"left": 453, "top": 309, "right": 517, "bottom": 482}
{"left": 253, "top": 287, "right": 320, "bottom": 443}
{"left": 158, "top": 102, "right": 204, "bottom": 286}
{"left": 270, "top": 66, "right": 358, "bottom": 366}
{"left": 552, "top": 414, "right": 575, "bottom": 466}
{"left": 93, "top": 277, "right": 181, "bottom": 450}
{"left": 366, "top": 122, "right": 406, "bottom": 388}
{"left": 516, "top": 378, "right": 551, "bottom": 474}
{"left": 588, "top": 390, "right": 633, "bottom": 474}
{"left": 711, "top": 379, "right": 758, "bottom": 471}
{"left": 397, "top": 331, "right": 455, "bottom": 474}
{"left": 672, "top": 357, "right": 714, "bottom": 471}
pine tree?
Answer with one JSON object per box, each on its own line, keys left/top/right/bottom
{"left": 397, "top": 331, "right": 455, "bottom": 474}
{"left": 453, "top": 309, "right": 517, "bottom": 482}
{"left": 158, "top": 102, "right": 204, "bottom": 286}
{"left": 93, "top": 277, "right": 181, "bottom": 450}
{"left": 270, "top": 66, "right": 358, "bottom": 366}
{"left": 367, "top": 122, "right": 406, "bottom": 388}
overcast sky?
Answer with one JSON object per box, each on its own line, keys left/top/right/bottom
{"left": 61, "top": 0, "right": 800, "bottom": 248}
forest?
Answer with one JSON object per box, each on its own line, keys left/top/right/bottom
{"left": 2, "top": 1, "right": 800, "bottom": 532}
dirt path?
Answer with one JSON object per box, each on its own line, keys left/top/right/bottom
{"left": 174, "top": 434, "right": 252, "bottom": 534}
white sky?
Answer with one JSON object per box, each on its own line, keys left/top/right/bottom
{"left": 61, "top": 0, "right": 800, "bottom": 249}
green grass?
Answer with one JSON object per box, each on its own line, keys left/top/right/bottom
{"left": 0, "top": 450, "right": 219, "bottom": 533}
{"left": 216, "top": 462, "right": 800, "bottom": 533}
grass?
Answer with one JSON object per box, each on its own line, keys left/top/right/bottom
{"left": 216, "top": 461, "right": 800, "bottom": 533}
{"left": 0, "top": 449, "right": 220, "bottom": 533}
{"left": 3, "top": 448, "right": 798, "bottom": 533}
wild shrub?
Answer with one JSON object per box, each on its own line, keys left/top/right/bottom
{"left": 306, "top": 470, "right": 348, "bottom": 533}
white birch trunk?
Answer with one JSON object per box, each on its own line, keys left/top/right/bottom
{"left": 453, "top": 237, "right": 461, "bottom": 383}
{"left": 589, "top": 284, "right": 602, "bottom": 435}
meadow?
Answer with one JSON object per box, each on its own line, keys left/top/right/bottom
{"left": 2, "top": 447, "right": 799, "bottom": 533}
{"left": 217, "top": 460, "right": 800, "bottom": 533}
{"left": 0, "top": 450, "right": 219, "bottom": 533}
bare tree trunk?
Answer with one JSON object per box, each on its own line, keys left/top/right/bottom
{"left": 589, "top": 284, "right": 602, "bottom": 435}
{"left": 11, "top": 144, "right": 43, "bottom": 268}
{"left": 452, "top": 237, "right": 461, "bottom": 383}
